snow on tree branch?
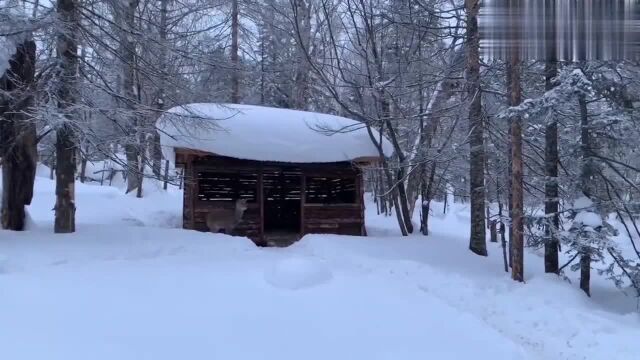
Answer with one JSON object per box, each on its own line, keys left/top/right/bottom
{"left": 499, "top": 69, "right": 594, "bottom": 120}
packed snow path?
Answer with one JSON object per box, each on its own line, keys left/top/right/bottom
{"left": 1, "top": 173, "right": 638, "bottom": 359}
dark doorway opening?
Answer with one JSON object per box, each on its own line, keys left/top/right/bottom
{"left": 263, "top": 169, "right": 301, "bottom": 246}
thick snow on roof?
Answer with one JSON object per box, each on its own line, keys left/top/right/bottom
{"left": 157, "top": 103, "right": 392, "bottom": 164}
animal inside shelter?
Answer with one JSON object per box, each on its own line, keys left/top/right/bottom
{"left": 158, "top": 103, "right": 391, "bottom": 247}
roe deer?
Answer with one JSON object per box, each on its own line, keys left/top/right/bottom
{"left": 206, "top": 199, "right": 249, "bottom": 234}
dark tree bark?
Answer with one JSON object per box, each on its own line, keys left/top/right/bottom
{"left": 0, "top": 40, "right": 37, "bottom": 231}
{"left": 292, "top": 0, "right": 311, "bottom": 109}
{"left": 466, "top": 0, "right": 487, "bottom": 256}
{"left": 578, "top": 93, "right": 592, "bottom": 296}
{"left": 507, "top": 24, "right": 524, "bottom": 282}
{"left": 136, "top": 130, "right": 144, "bottom": 198}
{"left": 55, "top": 125, "right": 76, "bottom": 233}
{"left": 151, "top": 131, "right": 162, "bottom": 177}
{"left": 54, "top": 0, "right": 79, "bottom": 233}
{"left": 544, "top": 8, "right": 560, "bottom": 273}
{"left": 500, "top": 221, "right": 508, "bottom": 272}
{"left": 151, "top": 0, "right": 169, "bottom": 178}
{"left": 379, "top": 97, "right": 413, "bottom": 234}
{"left": 580, "top": 251, "right": 591, "bottom": 297}
{"left": 510, "top": 97, "right": 524, "bottom": 282}
{"left": 508, "top": 129, "right": 513, "bottom": 268}
{"left": 230, "top": 0, "right": 240, "bottom": 103}
{"left": 79, "top": 154, "right": 87, "bottom": 183}
{"left": 421, "top": 162, "right": 437, "bottom": 235}
{"left": 79, "top": 140, "right": 88, "bottom": 183}
{"left": 544, "top": 70, "right": 560, "bottom": 273}
{"left": 163, "top": 159, "right": 170, "bottom": 190}
{"left": 120, "top": 0, "right": 141, "bottom": 194}
{"left": 490, "top": 220, "right": 497, "bottom": 243}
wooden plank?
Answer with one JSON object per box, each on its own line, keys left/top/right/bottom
{"left": 179, "top": 150, "right": 368, "bottom": 241}
{"left": 303, "top": 203, "right": 361, "bottom": 208}
{"left": 300, "top": 174, "right": 306, "bottom": 237}
{"left": 183, "top": 182, "right": 191, "bottom": 229}
{"left": 357, "top": 169, "right": 365, "bottom": 236}
{"left": 190, "top": 162, "right": 196, "bottom": 229}
{"left": 258, "top": 168, "right": 264, "bottom": 243}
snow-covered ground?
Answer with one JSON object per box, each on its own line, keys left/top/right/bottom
{"left": 1, "top": 168, "right": 639, "bottom": 360}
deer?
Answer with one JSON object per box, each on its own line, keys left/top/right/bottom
{"left": 206, "top": 198, "right": 249, "bottom": 234}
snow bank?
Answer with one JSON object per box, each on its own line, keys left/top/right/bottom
{"left": 2, "top": 167, "right": 639, "bottom": 360}
{"left": 157, "top": 103, "right": 393, "bottom": 164}
{"left": 264, "top": 256, "right": 333, "bottom": 290}
{"left": 24, "top": 175, "right": 183, "bottom": 229}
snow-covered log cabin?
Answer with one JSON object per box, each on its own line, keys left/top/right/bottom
{"left": 158, "top": 103, "right": 392, "bottom": 246}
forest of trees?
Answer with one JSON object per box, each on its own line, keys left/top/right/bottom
{"left": 1, "top": 0, "right": 639, "bottom": 297}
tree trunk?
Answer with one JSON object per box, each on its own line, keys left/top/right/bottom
{"left": 420, "top": 178, "right": 429, "bottom": 235}
{"left": 121, "top": 0, "right": 141, "bottom": 194}
{"left": 0, "top": 39, "right": 37, "bottom": 231}
{"left": 230, "top": 0, "right": 240, "bottom": 103}
{"left": 379, "top": 175, "right": 387, "bottom": 215}
{"left": 151, "top": 0, "right": 168, "bottom": 178}
{"left": 151, "top": 131, "right": 162, "bottom": 177}
{"left": 54, "top": 0, "right": 78, "bottom": 234}
{"left": 544, "top": 59, "right": 560, "bottom": 274}
{"left": 443, "top": 185, "right": 448, "bottom": 214}
{"left": 125, "top": 144, "right": 140, "bottom": 193}
{"left": 508, "top": 128, "right": 513, "bottom": 268}
{"left": 292, "top": 0, "right": 311, "bottom": 109}
{"left": 466, "top": 0, "right": 487, "bottom": 256}
{"left": 380, "top": 161, "right": 407, "bottom": 236}
{"left": 421, "top": 161, "right": 437, "bottom": 235}
{"left": 379, "top": 97, "right": 413, "bottom": 234}
{"left": 163, "top": 159, "right": 170, "bottom": 190}
{"left": 55, "top": 125, "right": 76, "bottom": 233}
{"left": 79, "top": 144, "right": 88, "bottom": 183}
{"left": 507, "top": 30, "right": 524, "bottom": 282}
{"left": 500, "top": 221, "right": 508, "bottom": 272}
{"left": 136, "top": 143, "right": 144, "bottom": 198}
{"left": 490, "top": 220, "right": 497, "bottom": 242}
{"left": 396, "top": 167, "right": 414, "bottom": 233}
{"left": 580, "top": 253, "right": 591, "bottom": 296}
{"left": 578, "top": 93, "right": 592, "bottom": 296}
{"left": 510, "top": 106, "right": 524, "bottom": 282}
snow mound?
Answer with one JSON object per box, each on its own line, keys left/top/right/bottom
{"left": 0, "top": 254, "right": 8, "bottom": 274}
{"left": 264, "top": 256, "right": 333, "bottom": 290}
{"left": 157, "top": 103, "right": 393, "bottom": 164}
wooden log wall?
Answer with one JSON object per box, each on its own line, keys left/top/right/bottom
{"left": 177, "top": 150, "right": 367, "bottom": 244}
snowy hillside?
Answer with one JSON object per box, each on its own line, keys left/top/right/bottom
{"left": 1, "top": 168, "right": 638, "bottom": 360}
